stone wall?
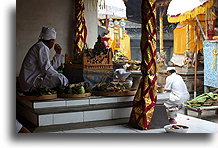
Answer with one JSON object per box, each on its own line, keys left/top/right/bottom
{"left": 16, "top": 0, "right": 75, "bottom": 76}
{"left": 16, "top": 0, "right": 98, "bottom": 76}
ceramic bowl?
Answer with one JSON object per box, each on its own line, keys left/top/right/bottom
{"left": 164, "top": 124, "right": 189, "bottom": 133}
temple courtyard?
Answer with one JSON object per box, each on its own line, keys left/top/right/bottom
{"left": 49, "top": 113, "right": 217, "bottom": 133}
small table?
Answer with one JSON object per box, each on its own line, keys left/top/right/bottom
{"left": 184, "top": 105, "right": 218, "bottom": 118}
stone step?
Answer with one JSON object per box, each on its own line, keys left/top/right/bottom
{"left": 17, "top": 115, "right": 130, "bottom": 133}
{"left": 17, "top": 101, "right": 132, "bottom": 126}
{"left": 16, "top": 93, "right": 170, "bottom": 132}
{"left": 17, "top": 93, "right": 169, "bottom": 109}
{"left": 17, "top": 96, "right": 134, "bottom": 131}
{"left": 17, "top": 96, "right": 134, "bottom": 109}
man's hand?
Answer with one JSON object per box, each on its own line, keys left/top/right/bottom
{"left": 164, "top": 89, "right": 171, "bottom": 92}
{"left": 54, "top": 43, "right": 62, "bottom": 54}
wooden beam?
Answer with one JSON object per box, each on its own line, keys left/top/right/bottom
{"left": 159, "top": 9, "right": 164, "bottom": 53}
{"left": 196, "top": 16, "right": 206, "bottom": 40}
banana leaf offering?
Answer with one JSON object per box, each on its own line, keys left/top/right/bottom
{"left": 187, "top": 92, "right": 218, "bottom": 107}
{"left": 92, "top": 81, "right": 131, "bottom": 93}
{"left": 17, "top": 86, "right": 56, "bottom": 96}
{"left": 57, "top": 82, "right": 90, "bottom": 95}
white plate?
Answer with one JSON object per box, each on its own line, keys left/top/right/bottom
{"left": 164, "top": 124, "right": 189, "bottom": 133}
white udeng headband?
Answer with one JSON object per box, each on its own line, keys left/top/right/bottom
{"left": 167, "top": 67, "right": 176, "bottom": 71}
{"left": 39, "top": 26, "right": 56, "bottom": 40}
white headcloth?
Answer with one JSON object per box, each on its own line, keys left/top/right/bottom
{"left": 39, "top": 26, "right": 56, "bottom": 40}
{"left": 167, "top": 67, "right": 176, "bottom": 71}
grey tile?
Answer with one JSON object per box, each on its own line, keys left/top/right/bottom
{"left": 187, "top": 127, "right": 213, "bottom": 133}
{"left": 54, "top": 112, "right": 83, "bottom": 124}
{"left": 39, "top": 114, "right": 53, "bottom": 126}
{"left": 90, "top": 97, "right": 117, "bottom": 104}
{"left": 132, "top": 129, "right": 148, "bottom": 133}
{"left": 175, "top": 113, "right": 218, "bottom": 133}
{"left": 117, "top": 96, "right": 134, "bottom": 102}
{"left": 112, "top": 107, "right": 132, "bottom": 119}
{"left": 84, "top": 109, "right": 112, "bottom": 121}
{"left": 121, "top": 124, "right": 149, "bottom": 133}
{"left": 146, "top": 128, "right": 166, "bottom": 133}
{"left": 94, "top": 125, "right": 138, "bottom": 133}
{"left": 63, "top": 128, "right": 101, "bottom": 133}
{"left": 131, "top": 126, "right": 166, "bottom": 133}
{"left": 66, "top": 99, "right": 89, "bottom": 106}
{"left": 48, "top": 131, "right": 65, "bottom": 133}
{"left": 190, "top": 123, "right": 218, "bottom": 133}
{"left": 34, "top": 101, "right": 66, "bottom": 109}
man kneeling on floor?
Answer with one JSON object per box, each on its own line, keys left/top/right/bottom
{"left": 19, "top": 26, "right": 69, "bottom": 91}
{"left": 164, "top": 67, "right": 190, "bottom": 124}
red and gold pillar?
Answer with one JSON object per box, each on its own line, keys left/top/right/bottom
{"left": 129, "top": 0, "right": 157, "bottom": 130}
{"left": 74, "top": 0, "right": 87, "bottom": 60}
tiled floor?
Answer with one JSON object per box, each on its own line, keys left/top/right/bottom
{"left": 49, "top": 113, "right": 218, "bottom": 133}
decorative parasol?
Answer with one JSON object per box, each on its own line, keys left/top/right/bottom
{"left": 97, "top": 0, "right": 126, "bottom": 19}
{"left": 167, "top": 0, "right": 215, "bottom": 98}
{"left": 167, "top": 0, "right": 214, "bottom": 23}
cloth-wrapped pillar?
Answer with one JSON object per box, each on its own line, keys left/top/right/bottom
{"left": 129, "top": 0, "right": 157, "bottom": 130}
{"left": 74, "top": 0, "right": 87, "bottom": 60}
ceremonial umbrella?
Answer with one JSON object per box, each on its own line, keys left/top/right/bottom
{"left": 97, "top": 0, "right": 126, "bottom": 19}
{"left": 167, "top": 0, "right": 214, "bottom": 98}
{"left": 167, "top": 0, "right": 214, "bottom": 23}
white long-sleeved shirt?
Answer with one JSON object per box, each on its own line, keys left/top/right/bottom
{"left": 164, "top": 73, "right": 190, "bottom": 107}
{"left": 19, "top": 41, "right": 68, "bottom": 91}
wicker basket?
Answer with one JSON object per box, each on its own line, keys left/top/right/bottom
{"left": 17, "top": 94, "right": 57, "bottom": 101}
{"left": 93, "top": 90, "right": 136, "bottom": 97}
{"left": 57, "top": 93, "right": 91, "bottom": 98}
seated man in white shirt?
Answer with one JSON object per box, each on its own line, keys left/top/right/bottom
{"left": 19, "top": 26, "right": 68, "bottom": 91}
{"left": 164, "top": 67, "right": 190, "bottom": 124}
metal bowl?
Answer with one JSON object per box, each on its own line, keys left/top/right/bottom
{"left": 164, "top": 124, "right": 189, "bottom": 133}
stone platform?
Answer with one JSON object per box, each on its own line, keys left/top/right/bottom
{"left": 16, "top": 93, "right": 170, "bottom": 133}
